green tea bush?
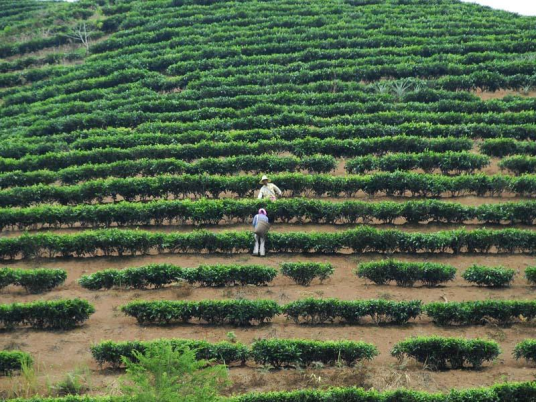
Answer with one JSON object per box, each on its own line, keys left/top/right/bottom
{"left": 0, "top": 350, "right": 32, "bottom": 375}
{"left": 391, "top": 336, "right": 500, "bottom": 370}
{"left": 514, "top": 340, "right": 536, "bottom": 364}
{"left": 0, "top": 299, "right": 95, "bottom": 329}
{"left": 250, "top": 339, "right": 378, "bottom": 368}
{"left": 79, "top": 264, "right": 277, "bottom": 289}
{"left": 183, "top": 264, "right": 277, "bottom": 287}
{"left": 424, "top": 300, "right": 536, "bottom": 326}
{"left": 0, "top": 267, "right": 66, "bottom": 293}
{"left": 356, "top": 259, "right": 456, "bottom": 287}
{"left": 462, "top": 264, "right": 516, "bottom": 287}
{"left": 280, "top": 262, "right": 334, "bottom": 286}
{"left": 282, "top": 298, "right": 422, "bottom": 325}
{"left": 91, "top": 339, "right": 249, "bottom": 368}
{"left": 525, "top": 267, "right": 536, "bottom": 285}
{"left": 121, "top": 299, "right": 280, "bottom": 326}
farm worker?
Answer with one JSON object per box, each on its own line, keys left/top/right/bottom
{"left": 257, "top": 175, "right": 282, "bottom": 201}
{"left": 252, "top": 208, "right": 270, "bottom": 256}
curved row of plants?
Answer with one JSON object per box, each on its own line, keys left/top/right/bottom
{"left": 0, "top": 137, "right": 472, "bottom": 173}
{"left": 4, "top": 226, "right": 536, "bottom": 259}
{"left": 79, "top": 262, "right": 332, "bottom": 290}
{"left": 346, "top": 151, "right": 490, "bottom": 174}
{"left": 91, "top": 338, "right": 377, "bottom": 369}
{"left": 4, "top": 122, "right": 534, "bottom": 160}
{"left": 357, "top": 260, "right": 524, "bottom": 288}
{"left": 0, "top": 155, "right": 338, "bottom": 188}
{"left": 120, "top": 298, "right": 536, "bottom": 327}
{"left": 7, "top": 382, "right": 536, "bottom": 401}
{"left": 5, "top": 198, "right": 536, "bottom": 231}
{"left": 7, "top": 172, "right": 536, "bottom": 207}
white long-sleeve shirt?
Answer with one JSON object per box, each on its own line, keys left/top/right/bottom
{"left": 257, "top": 183, "right": 282, "bottom": 200}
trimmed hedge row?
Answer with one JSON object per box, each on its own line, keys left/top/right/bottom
{"left": 0, "top": 137, "right": 471, "bottom": 173}
{"left": 462, "top": 265, "right": 516, "bottom": 287}
{"left": 0, "top": 155, "right": 338, "bottom": 188}
{"left": 0, "top": 299, "right": 95, "bottom": 329}
{"left": 0, "top": 350, "right": 32, "bottom": 375}
{"left": 282, "top": 298, "right": 422, "bottom": 325}
{"left": 6, "top": 227, "right": 536, "bottom": 260}
{"left": 356, "top": 260, "right": 456, "bottom": 287}
{"left": 10, "top": 382, "right": 536, "bottom": 401}
{"left": 9, "top": 172, "right": 536, "bottom": 207}
{"left": 526, "top": 267, "right": 536, "bottom": 285}
{"left": 121, "top": 299, "right": 280, "bottom": 326}
{"left": 346, "top": 151, "right": 490, "bottom": 174}
{"left": 91, "top": 339, "right": 249, "bottom": 368}
{"left": 5, "top": 198, "right": 536, "bottom": 230}
{"left": 0, "top": 267, "right": 66, "bottom": 293}
{"left": 91, "top": 338, "right": 378, "bottom": 369}
{"left": 424, "top": 300, "right": 536, "bottom": 325}
{"left": 481, "top": 139, "right": 536, "bottom": 157}
{"left": 250, "top": 339, "right": 378, "bottom": 368}
{"left": 78, "top": 264, "right": 277, "bottom": 290}
{"left": 391, "top": 336, "right": 500, "bottom": 370}
{"left": 280, "top": 262, "right": 334, "bottom": 286}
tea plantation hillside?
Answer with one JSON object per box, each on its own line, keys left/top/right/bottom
{"left": 2, "top": 0, "right": 536, "bottom": 400}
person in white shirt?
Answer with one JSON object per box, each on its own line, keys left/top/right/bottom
{"left": 252, "top": 208, "right": 270, "bottom": 256}
{"left": 257, "top": 175, "right": 282, "bottom": 201}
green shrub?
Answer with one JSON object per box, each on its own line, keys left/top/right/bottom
{"left": 79, "top": 264, "right": 277, "bottom": 289}
{"left": 0, "top": 267, "right": 66, "bottom": 293}
{"left": 121, "top": 299, "right": 280, "bottom": 326}
{"left": 514, "top": 340, "right": 536, "bottom": 364}
{"left": 356, "top": 259, "right": 456, "bottom": 287}
{"left": 525, "top": 267, "right": 536, "bottom": 285}
{"left": 91, "top": 339, "right": 249, "bottom": 368}
{"left": 184, "top": 264, "right": 277, "bottom": 287}
{"left": 0, "top": 299, "right": 95, "bottom": 329}
{"left": 250, "top": 339, "right": 378, "bottom": 368}
{"left": 79, "top": 264, "right": 183, "bottom": 290}
{"left": 462, "top": 264, "right": 515, "bottom": 287}
{"left": 425, "top": 300, "right": 536, "bottom": 326}
{"left": 391, "top": 336, "right": 500, "bottom": 370}
{"left": 280, "top": 262, "right": 334, "bottom": 286}
{"left": 0, "top": 350, "right": 32, "bottom": 375}
{"left": 282, "top": 298, "right": 422, "bottom": 325}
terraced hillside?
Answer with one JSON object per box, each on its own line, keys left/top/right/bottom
{"left": 1, "top": 0, "right": 536, "bottom": 399}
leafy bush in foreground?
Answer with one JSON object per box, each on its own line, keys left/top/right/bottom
{"left": 91, "top": 339, "right": 249, "bottom": 368}
{"left": 462, "top": 264, "right": 516, "bottom": 287}
{"left": 356, "top": 259, "right": 456, "bottom": 287}
{"left": 525, "top": 267, "right": 536, "bottom": 285}
{"left": 280, "top": 262, "right": 334, "bottom": 286}
{"left": 250, "top": 339, "right": 378, "bottom": 368}
{"left": 0, "top": 350, "right": 32, "bottom": 375}
{"left": 391, "top": 336, "right": 500, "bottom": 370}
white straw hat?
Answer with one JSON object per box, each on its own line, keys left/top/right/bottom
{"left": 260, "top": 175, "right": 270, "bottom": 184}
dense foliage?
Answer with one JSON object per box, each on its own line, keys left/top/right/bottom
{"left": 391, "top": 336, "right": 500, "bottom": 370}
{"left": 280, "top": 262, "right": 334, "bottom": 286}
{"left": 0, "top": 267, "right": 66, "bottom": 293}
{"left": 0, "top": 299, "right": 95, "bottom": 329}
{"left": 121, "top": 299, "right": 280, "bottom": 326}
{"left": 461, "top": 264, "right": 516, "bottom": 287}
{"left": 356, "top": 259, "right": 456, "bottom": 286}
{"left": 0, "top": 350, "right": 32, "bottom": 375}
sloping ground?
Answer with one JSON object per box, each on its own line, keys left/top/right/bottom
{"left": 1, "top": 0, "right": 536, "bottom": 399}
